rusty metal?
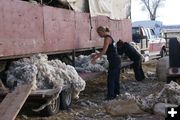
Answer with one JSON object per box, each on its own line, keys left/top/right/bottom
{"left": 43, "top": 6, "right": 75, "bottom": 52}
{"left": 121, "top": 19, "right": 132, "bottom": 42}
{"left": 75, "top": 12, "right": 92, "bottom": 48}
{"left": 0, "top": 0, "right": 132, "bottom": 59}
{"left": 90, "top": 17, "right": 104, "bottom": 47}
{"left": 111, "top": 19, "right": 132, "bottom": 42}
{"left": 0, "top": 1, "right": 4, "bottom": 49}
{"left": 0, "top": 0, "right": 44, "bottom": 58}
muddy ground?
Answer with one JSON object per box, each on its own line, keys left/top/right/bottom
{"left": 16, "top": 60, "right": 166, "bottom": 120}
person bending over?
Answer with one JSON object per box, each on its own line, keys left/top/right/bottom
{"left": 116, "top": 39, "right": 145, "bottom": 81}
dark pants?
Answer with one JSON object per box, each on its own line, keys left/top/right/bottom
{"left": 107, "top": 67, "right": 120, "bottom": 99}
{"left": 132, "top": 60, "right": 145, "bottom": 81}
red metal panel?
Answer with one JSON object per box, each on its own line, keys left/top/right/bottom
{"left": 92, "top": 17, "right": 132, "bottom": 47}
{"left": 149, "top": 44, "right": 154, "bottom": 52}
{"left": 109, "top": 19, "right": 121, "bottom": 42}
{"left": 149, "top": 43, "right": 165, "bottom": 52}
{"left": 0, "top": 2, "right": 4, "bottom": 51}
{"left": 0, "top": 0, "right": 44, "bottom": 58}
{"left": 110, "top": 19, "right": 132, "bottom": 42}
{"left": 96, "top": 16, "right": 110, "bottom": 28}
{"left": 43, "top": 6, "right": 75, "bottom": 52}
{"left": 96, "top": 16, "right": 110, "bottom": 46}
{"left": 121, "top": 19, "right": 132, "bottom": 42}
{"left": 91, "top": 16, "right": 111, "bottom": 47}
{"left": 75, "top": 12, "right": 92, "bottom": 48}
{"left": 0, "top": 0, "right": 132, "bottom": 59}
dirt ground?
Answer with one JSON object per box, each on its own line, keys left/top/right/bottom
{"left": 16, "top": 60, "right": 166, "bottom": 120}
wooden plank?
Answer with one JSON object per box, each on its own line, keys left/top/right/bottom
{"left": 0, "top": 84, "right": 33, "bottom": 120}
{"left": 30, "top": 86, "right": 63, "bottom": 97}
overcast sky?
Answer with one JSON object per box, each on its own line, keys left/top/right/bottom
{"left": 131, "top": 0, "right": 180, "bottom": 25}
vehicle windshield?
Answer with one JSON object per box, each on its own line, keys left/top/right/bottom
{"left": 132, "top": 27, "right": 140, "bottom": 35}
{"left": 149, "top": 29, "right": 157, "bottom": 39}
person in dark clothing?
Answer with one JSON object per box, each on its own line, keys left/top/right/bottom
{"left": 91, "top": 26, "right": 121, "bottom": 100}
{"left": 116, "top": 39, "right": 145, "bottom": 81}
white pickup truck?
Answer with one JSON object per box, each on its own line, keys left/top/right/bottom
{"left": 132, "top": 26, "right": 167, "bottom": 59}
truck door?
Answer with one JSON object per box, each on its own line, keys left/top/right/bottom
{"left": 132, "top": 27, "right": 148, "bottom": 53}
{"left": 148, "top": 28, "right": 165, "bottom": 55}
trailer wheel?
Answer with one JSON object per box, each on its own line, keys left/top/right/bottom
{"left": 42, "top": 96, "right": 60, "bottom": 116}
{"left": 60, "top": 90, "right": 72, "bottom": 110}
{"left": 160, "top": 47, "right": 166, "bottom": 58}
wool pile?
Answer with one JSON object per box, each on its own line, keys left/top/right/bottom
{"left": 75, "top": 54, "right": 108, "bottom": 73}
{"left": 6, "top": 54, "right": 86, "bottom": 99}
{"left": 122, "top": 81, "right": 180, "bottom": 112}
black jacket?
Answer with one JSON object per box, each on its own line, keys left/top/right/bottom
{"left": 117, "top": 42, "right": 141, "bottom": 61}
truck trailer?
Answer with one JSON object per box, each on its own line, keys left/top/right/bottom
{"left": 0, "top": 0, "right": 132, "bottom": 117}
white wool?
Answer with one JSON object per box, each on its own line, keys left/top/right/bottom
{"left": 129, "top": 42, "right": 141, "bottom": 52}
{"left": 122, "top": 81, "right": 180, "bottom": 111}
{"left": 49, "top": 60, "right": 86, "bottom": 99}
{"left": 7, "top": 63, "right": 38, "bottom": 90}
{"left": 137, "top": 81, "right": 180, "bottom": 111}
{"left": 129, "top": 42, "right": 145, "bottom": 61}
{"left": 75, "top": 54, "right": 108, "bottom": 73}
{"left": 67, "top": 65, "right": 85, "bottom": 90}
{"left": 6, "top": 54, "right": 86, "bottom": 98}
{"left": 66, "top": 65, "right": 86, "bottom": 99}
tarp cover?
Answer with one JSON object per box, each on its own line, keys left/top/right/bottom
{"left": 67, "top": 0, "right": 131, "bottom": 20}
{"left": 67, "top": 0, "right": 88, "bottom": 12}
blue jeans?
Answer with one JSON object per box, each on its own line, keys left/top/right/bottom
{"left": 107, "top": 67, "right": 120, "bottom": 98}
{"left": 133, "top": 60, "right": 145, "bottom": 81}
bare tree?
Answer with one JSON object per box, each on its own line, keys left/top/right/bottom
{"left": 140, "top": 0, "right": 166, "bottom": 20}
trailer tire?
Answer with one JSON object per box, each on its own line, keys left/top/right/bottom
{"left": 42, "top": 96, "right": 60, "bottom": 116}
{"left": 60, "top": 90, "right": 72, "bottom": 110}
{"left": 160, "top": 48, "right": 166, "bottom": 58}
